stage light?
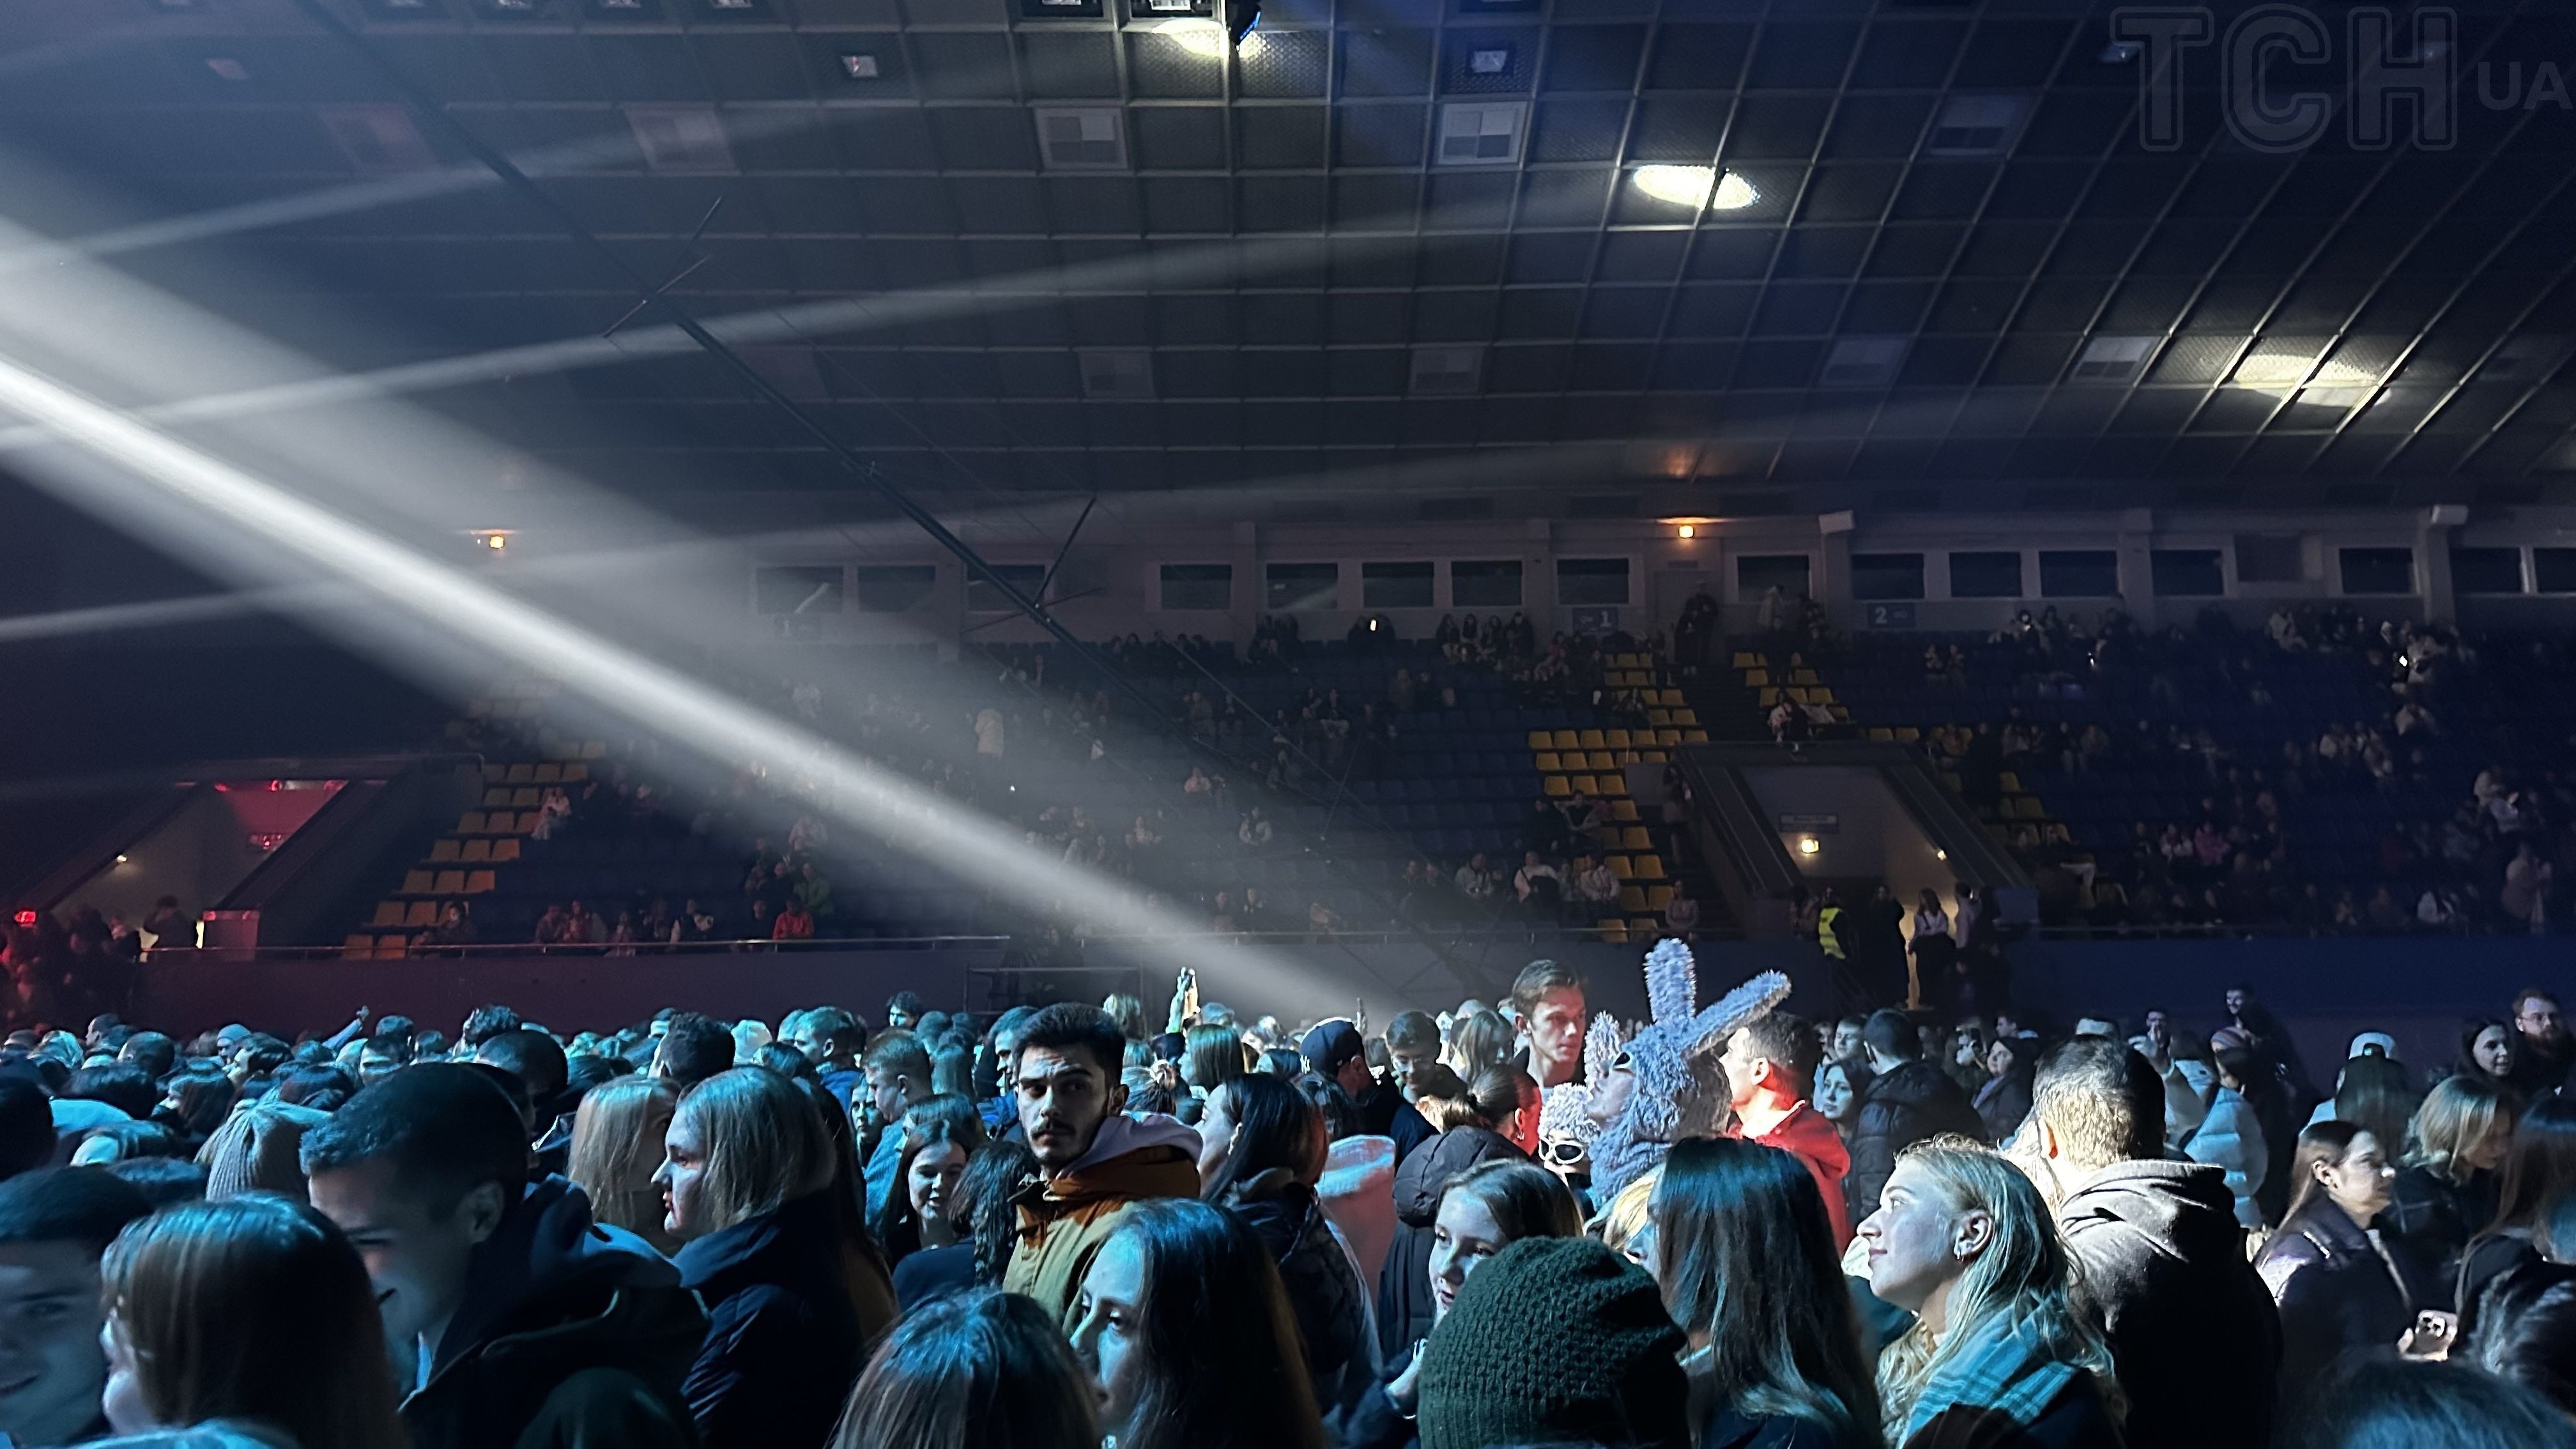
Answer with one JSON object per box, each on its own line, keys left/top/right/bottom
{"left": 1797, "top": 836, "right": 1821, "bottom": 856}
{"left": 11, "top": 912, "right": 32, "bottom": 928}
{"left": 115, "top": 854, "right": 129, "bottom": 864}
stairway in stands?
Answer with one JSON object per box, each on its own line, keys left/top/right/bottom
{"left": 1675, "top": 645, "right": 1777, "bottom": 742}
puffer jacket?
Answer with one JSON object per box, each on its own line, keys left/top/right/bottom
{"left": 1844, "top": 1059, "right": 1983, "bottom": 1224}
{"left": 2184, "top": 1088, "right": 2268, "bottom": 1230}
{"left": 1002, "top": 1114, "right": 1202, "bottom": 1323}
{"left": 2254, "top": 1195, "right": 2419, "bottom": 1406}
{"left": 1225, "top": 1170, "right": 1379, "bottom": 1411}
{"left": 1372, "top": 1125, "right": 1521, "bottom": 1358}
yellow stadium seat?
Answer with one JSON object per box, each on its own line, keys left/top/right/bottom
{"left": 377, "top": 935, "right": 410, "bottom": 958}
{"left": 460, "top": 839, "right": 492, "bottom": 862}
{"left": 1894, "top": 726, "right": 1920, "bottom": 742}
{"left": 1620, "top": 885, "right": 1650, "bottom": 914}
{"left": 370, "top": 902, "right": 404, "bottom": 928}
{"left": 482, "top": 788, "right": 513, "bottom": 808}
{"left": 1597, "top": 919, "right": 1629, "bottom": 945}
{"left": 403, "top": 901, "right": 439, "bottom": 928}
{"left": 1634, "top": 853, "right": 1667, "bottom": 880}
{"left": 1732, "top": 652, "right": 1756, "bottom": 668}
{"left": 505, "top": 763, "right": 536, "bottom": 784}
{"left": 341, "top": 935, "right": 376, "bottom": 960}
{"left": 1551, "top": 730, "right": 1581, "bottom": 751}
{"left": 480, "top": 763, "right": 508, "bottom": 783}
{"left": 510, "top": 787, "right": 541, "bottom": 808}
{"left": 1535, "top": 752, "right": 1563, "bottom": 772}
{"left": 1648, "top": 885, "right": 1675, "bottom": 911}
{"left": 400, "top": 870, "right": 434, "bottom": 896}
{"left": 1570, "top": 775, "right": 1600, "bottom": 795}
{"left": 1630, "top": 917, "right": 1660, "bottom": 939}
{"left": 1656, "top": 689, "right": 1682, "bottom": 707}
{"left": 1544, "top": 775, "right": 1572, "bottom": 798}
{"left": 533, "top": 763, "right": 563, "bottom": 783}
{"left": 1528, "top": 730, "right": 1554, "bottom": 750}
{"left": 457, "top": 811, "right": 487, "bottom": 834}
{"left": 1586, "top": 751, "right": 1615, "bottom": 771}
{"left": 464, "top": 870, "right": 496, "bottom": 894}
{"left": 1792, "top": 668, "right": 1820, "bottom": 685}
{"left": 1641, "top": 749, "right": 1667, "bottom": 763}
{"left": 1682, "top": 728, "right": 1707, "bottom": 743}
{"left": 1606, "top": 855, "right": 1634, "bottom": 879}
{"left": 1867, "top": 726, "right": 1894, "bottom": 742}
{"left": 429, "top": 839, "right": 461, "bottom": 862}
{"left": 1673, "top": 708, "right": 1699, "bottom": 726}
{"left": 1620, "top": 825, "right": 1653, "bottom": 851}
{"left": 1998, "top": 772, "right": 2023, "bottom": 794}
{"left": 1655, "top": 728, "right": 1682, "bottom": 746}
{"left": 491, "top": 839, "right": 521, "bottom": 862}
{"left": 1597, "top": 773, "right": 1629, "bottom": 797}
{"left": 561, "top": 763, "right": 588, "bottom": 783}
{"left": 1757, "top": 686, "right": 1780, "bottom": 705}
{"left": 1604, "top": 729, "right": 1633, "bottom": 749}
{"left": 1650, "top": 708, "right": 1675, "bottom": 725}
{"left": 512, "top": 811, "right": 542, "bottom": 834}
{"left": 1578, "top": 729, "right": 1607, "bottom": 750}
{"left": 581, "top": 742, "right": 607, "bottom": 760}
{"left": 1612, "top": 799, "right": 1641, "bottom": 821}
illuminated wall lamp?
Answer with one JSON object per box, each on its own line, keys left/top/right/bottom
{"left": 1797, "top": 836, "right": 1821, "bottom": 856}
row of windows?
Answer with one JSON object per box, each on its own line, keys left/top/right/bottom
{"left": 754, "top": 544, "right": 2576, "bottom": 617}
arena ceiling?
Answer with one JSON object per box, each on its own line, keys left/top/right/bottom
{"left": 4, "top": 0, "right": 2576, "bottom": 514}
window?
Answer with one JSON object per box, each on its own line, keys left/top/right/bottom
{"left": 752, "top": 565, "right": 843, "bottom": 615}
{"left": 850, "top": 565, "right": 936, "bottom": 613}
{"left": 2451, "top": 547, "right": 2524, "bottom": 595}
{"left": 2338, "top": 548, "right": 2416, "bottom": 595}
{"left": 2039, "top": 549, "right": 2119, "bottom": 599}
{"left": 1848, "top": 553, "right": 1924, "bottom": 601}
{"left": 2537, "top": 548, "right": 2576, "bottom": 594}
{"left": 1266, "top": 562, "right": 1340, "bottom": 611}
{"left": 1948, "top": 551, "right": 2023, "bottom": 599}
{"left": 1736, "top": 555, "right": 1812, "bottom": 599}
{"left": 2150, "top": 549, "right": 2225, "bottom": 597}
{"left": 1452, "top": 560, "right": 1522, "bottom": 608}
{"left": 2234, "top": 533, "right": 2304, "bottom": 584}
{"left": 1159, "top": 564, "right": 1232, "bottom": 611}
{"left": 967, "top": 563, "right": 1048, "bottom": 613}
{"left": 1556, "top": 558, "right": 1632, "bottom": 606}
{"left": 1362, "top": 561, "right": 1436, "bottom": 609}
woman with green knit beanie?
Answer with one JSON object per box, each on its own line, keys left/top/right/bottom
{"left": 1856, "top": 1140, "right": 2122, "bottom": 1448}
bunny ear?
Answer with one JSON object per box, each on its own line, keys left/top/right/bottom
{"left": 1583, "top": 1011, "right": 1629, "bottom": 1083}
{"left": 1682, "top": 971, "right": 1793, "bottom": 1056}
{"left": 1643, "top": 938, "right": 1698, "bottom": 1026}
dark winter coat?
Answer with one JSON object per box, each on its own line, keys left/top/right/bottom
{"left": 673, "top": 1190, "right": 882, "bottom": 1449}
{"left": 1845, "top": 1059, "right": 1984, "bottom": 1223}
{"left": 2253, "top": 1195, "right": 2418, "bottom": 1407}
{"left": 402, "top": 1178, "right": 704, "bottom": 1449}
{"left": 1374, "top": 1126, "right": 1521, "bottom": 1358}
{"left": 2056, "top": 1159, "right": 2278, "bottom": 1449}
{"left": 2382, "top": 1165, "right": 2497, "bottom": 1308}
{"left": 1226, "top": 1171, "right": 1377, "bottom": 1411}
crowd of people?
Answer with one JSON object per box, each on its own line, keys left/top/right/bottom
{"left": 0, "top": 944, "right": 2557, "bottom": 1448}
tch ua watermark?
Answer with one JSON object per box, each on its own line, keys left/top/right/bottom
{"left": 2113, "top": 4, "right": 2571, "bottom": 154}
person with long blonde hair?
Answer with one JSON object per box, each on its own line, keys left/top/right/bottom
{"left": 98, "top": 1197, "right": 407, "bottom": 1449}
{"left": 2388, "top": 1073, "right": 2512, "bottom": 1300}
{"left": 568, "top": 1073, "right": 682, "bottom": 1254}
{"left": 1856, "top": 1138, "right": 2120, "bottom": 1447}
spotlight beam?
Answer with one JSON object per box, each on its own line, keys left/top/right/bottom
{"left": 0, "top": 349, "right": 1347, "bottom": 1000}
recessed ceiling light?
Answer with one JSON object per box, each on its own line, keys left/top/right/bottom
{"left": 839, "top": 52, "right": 880, "bottom": 79}
{"left": 1468, "top": 47, "right": 1512, "bottom": 74}
{"left": 2099, "top": 40, "right": 2140, "bottom": 63}
{"left": 1629, "top": 165, "right": 1758, "bottom": 211}
{"left": 204, "top": 56, "right": 250, "bottom": 81}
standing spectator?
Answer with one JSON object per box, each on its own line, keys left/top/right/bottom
{"left": 826, "top": 1288, "right": 1097, "bottom": 1449}
{"left": 1510, "top": 961, "right": 1588, "bottom": 1091}
{"left": 782, "top": 1006, "right": 866, "bottom": 1107}
{"left": 1301, "top": 1019, "right": 1429, "bottom": 1162}
{"left": 0, "top": 1168, "right": 151, "bottom": 1448}
{"left": 1844, "top": 1009, "right": 1984, "bottom": 1224}
{"left": 657, "top": 1067, "right": 889, "bottom": 1449}
{"left": 2385, "top": 1074, "right": 2511, "bottom": 1302}
{"left": 875, "top": 1105, "right": 982, "bottom": 1273}
{"left": 1414, "top": 1234, "right": 1688, "bottom": 1449}
{"left": 97, "top": 1197, "right": 406, "bottom": 1449}
{"left": 1650, "top": 1138, "right": 1880, "bottom": 1447}
{"left": 2253, "top": 1122, "right": 2414, "bottom": 1407}
{"left": 2188, "top": 1046, "right": 2273, "bottom": 1230}
{"left": 303, "top": 1065, "right": 705, "bottom": 1449}
{"left": 1858, "top": 1143, "right": 2122, "bottom": 1446}
{"left": 1068, "top": 1199, "right": 1326, "bottom": 1449}
{"left": 1718, "top": 1010, "right": 1854, "bottom": 1246}
{"left": 1374, "top": 1074, "right": 1536, "bottom": 1358}
{"left": 2458, "top": 1098, "right": 2576, "bottom": 1340}
{"left": 567, "top": 1074, "right": 683, "bottom": 1255}
{"left": 2028, "top": 1039, "right": 2281, "bottom": 1449}
{"left": 1975, "top": 1037, "right": 2039, "bottom": 1145}
{"left": 1200, "top": 1075, "right": 1374, "bottom": 1410}
{"left": 654, "top": 1013, "right": 737, "bottom": 1089}
{"left": 1000, "top": 1004, "right": 1201, "bottom": 1321}
{"left": 861, "top": 1033, "right": 934, "bottom": 1222}
{"left": 2508, "top": 988, "right": 2572, "bottom": 1098}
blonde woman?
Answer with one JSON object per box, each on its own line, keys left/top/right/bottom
{"left": 2388, "top": 1073, "right": 2512, "bottom": 1300}
{"left": 566, "top": 1074, "right": 683, "bottom": 1254}
{"left": 1855, "top": 1138, "right": 2120, "bottom": 1448}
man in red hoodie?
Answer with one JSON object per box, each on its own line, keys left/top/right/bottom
{"left": 1720, "top": 1009, "right": 1853, "bottom": 1246}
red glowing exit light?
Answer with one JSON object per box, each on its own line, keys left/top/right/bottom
{"left": 10, "top": 911, "right": 33, "bottom": 928}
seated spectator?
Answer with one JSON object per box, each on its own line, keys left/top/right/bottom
{"left": 1069, "top": 1199, "right": 1326, "bottom": 1449}
{"left": 827, "top": 1287, "right": 1097, "bottom": 1449}
{"left": 1859, "top": 1142, "right": 2122, "bottom": 1446}
{"left": 98, "top": 1197, "right": 407, "bottom": 1449}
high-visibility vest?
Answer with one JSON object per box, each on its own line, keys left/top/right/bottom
{"left": 1818, "top": 905, "right": 1845, "bottom": 959}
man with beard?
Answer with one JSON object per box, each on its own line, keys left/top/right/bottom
{"left": 2508, "top": 987, "right": 2572, "bottom": 1098}
{"left": 1000, "top": 1003, "right": 1200, "bottom": 1321}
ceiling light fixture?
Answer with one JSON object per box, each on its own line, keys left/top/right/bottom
{"left": 1797, "top": 836, "right": 1821, "bottom": 856}
{"left": 1676, "top": 524, "right": 1694, "bottom": 539}
{"left": 1630, "top": 165, "right": 1758, "bottom": 211}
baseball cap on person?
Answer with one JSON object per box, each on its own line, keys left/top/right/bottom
{"left": 1301, "top": 1020, "right": 1365, "bottom": 1077}
{"left": 2349, "top": 1032, "right": 2398, "bottom": 1060}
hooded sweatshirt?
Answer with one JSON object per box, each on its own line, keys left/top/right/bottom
{"left": 403, "top": 1177, "right": 705, "bottom": 1449}
{"left": 1741, "top": 1102, "right": 1853, "bottom": 1246}
{"left": 1002, "top": 1112, "right": 1201, "bottom": 1322}
{"left": 2057, "top": 1159, "right": 2280, "bottom": 1449}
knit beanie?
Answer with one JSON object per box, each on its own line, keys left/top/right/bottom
{"left": 196, "top": 1103, "right": 332, "bottom": 1202}
{"left": 1417, "top": 1235, "right": 1688, "bottom": 1449}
